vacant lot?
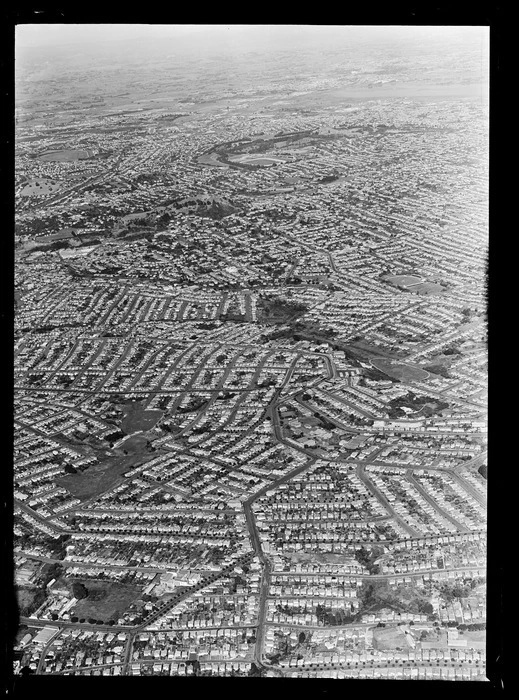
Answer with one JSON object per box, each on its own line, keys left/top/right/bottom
{"left": 70, "top": 580, "right": 142, "bottom": 622}
{"left": 371, "top": 358, "right": 429, "bottom": 382}
{"left": 56, "top": 455, "right": 148, "bottom": 500}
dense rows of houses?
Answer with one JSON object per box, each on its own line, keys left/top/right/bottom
{"left": 13, "top": 69, "right": 488, "bottom": 680}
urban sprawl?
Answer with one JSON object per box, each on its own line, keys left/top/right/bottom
{"left": 13, "top": 31, "right": 488, "bottom": 680}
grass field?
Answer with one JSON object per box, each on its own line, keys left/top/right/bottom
{"left": 228, "top": 154, "right": 284, "bottom": 166}
{"left": 285, "top": 552, "right": 359, "bottom": 566}
{"left": 347, "top": 340, "right": 403, "bottom": 360}
{"left": 384, "top": 274, "right": 444, "bottom": 295}
{"left": 246, "top": 158, "right": 277, "bottom": 166}
{"left": 19, "top": 178, "right": 61, "bottom": 196}
{"left": 70, "top": 581, "right": 142, "bottom": 622}
{"left": 371, "top": 358, "right": 430, "bottom": 382}
{"left": 197, "top": 153, "right": 229, "bottom": 167}
{"left": 373, "top": 625, "right": 410, "bottom": 650}
{"left": 118, "top": 434, "right": 150, "bottom": 454}
{"left": 16, "top": 587, "right": 41, "bottom": 615}
{"left": 121, "top": 403, "right": 163, "bottom": 434}
{"left": 407, "top": 281, "right": 445, "bottom": 295}
{"left": 56, "top": 455, "right": 147, "bottom": 500}
{"left": 39, "top": 148, "right": 94, "bottom": 162}
{"left": 462, "top": 630, "right": 486, "bottom": 644}
{"left": 385, "top": 274, "right": 423, "bottom": 287}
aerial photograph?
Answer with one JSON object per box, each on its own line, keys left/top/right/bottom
{"left": 12, "top": 23, "right": 490, "bottom": 682}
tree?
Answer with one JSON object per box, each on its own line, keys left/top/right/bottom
{"left": 44, "top": 562, "right": 63, "bottom": 583}
{"left": 72, "top": 581, "right": 88, "bottom": 600}
{"left": 417, "top": 601, "right": 434, "bottom": 615}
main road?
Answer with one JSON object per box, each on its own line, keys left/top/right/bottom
{"left": 242, "top": 450, "right": 317, "bottom": 667}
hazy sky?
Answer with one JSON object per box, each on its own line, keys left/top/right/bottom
{"left": 16, "top": 24, "right": 489, "bottom": 49}
{"left": 16, "top": 24, "right": 225, "bottom": 47}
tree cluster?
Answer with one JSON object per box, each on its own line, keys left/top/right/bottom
{"left": 72, "top": 581, "right": 88, "bottom": 600}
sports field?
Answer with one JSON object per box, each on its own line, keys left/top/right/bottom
{"left": 228, "top": 154, "right": 282, "bottom": 166}
{"left": 384, "top": 274, "right": 422, "bottom": 287}
{"left": 39, "top": 148, "right": 94, "bottom": 162}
